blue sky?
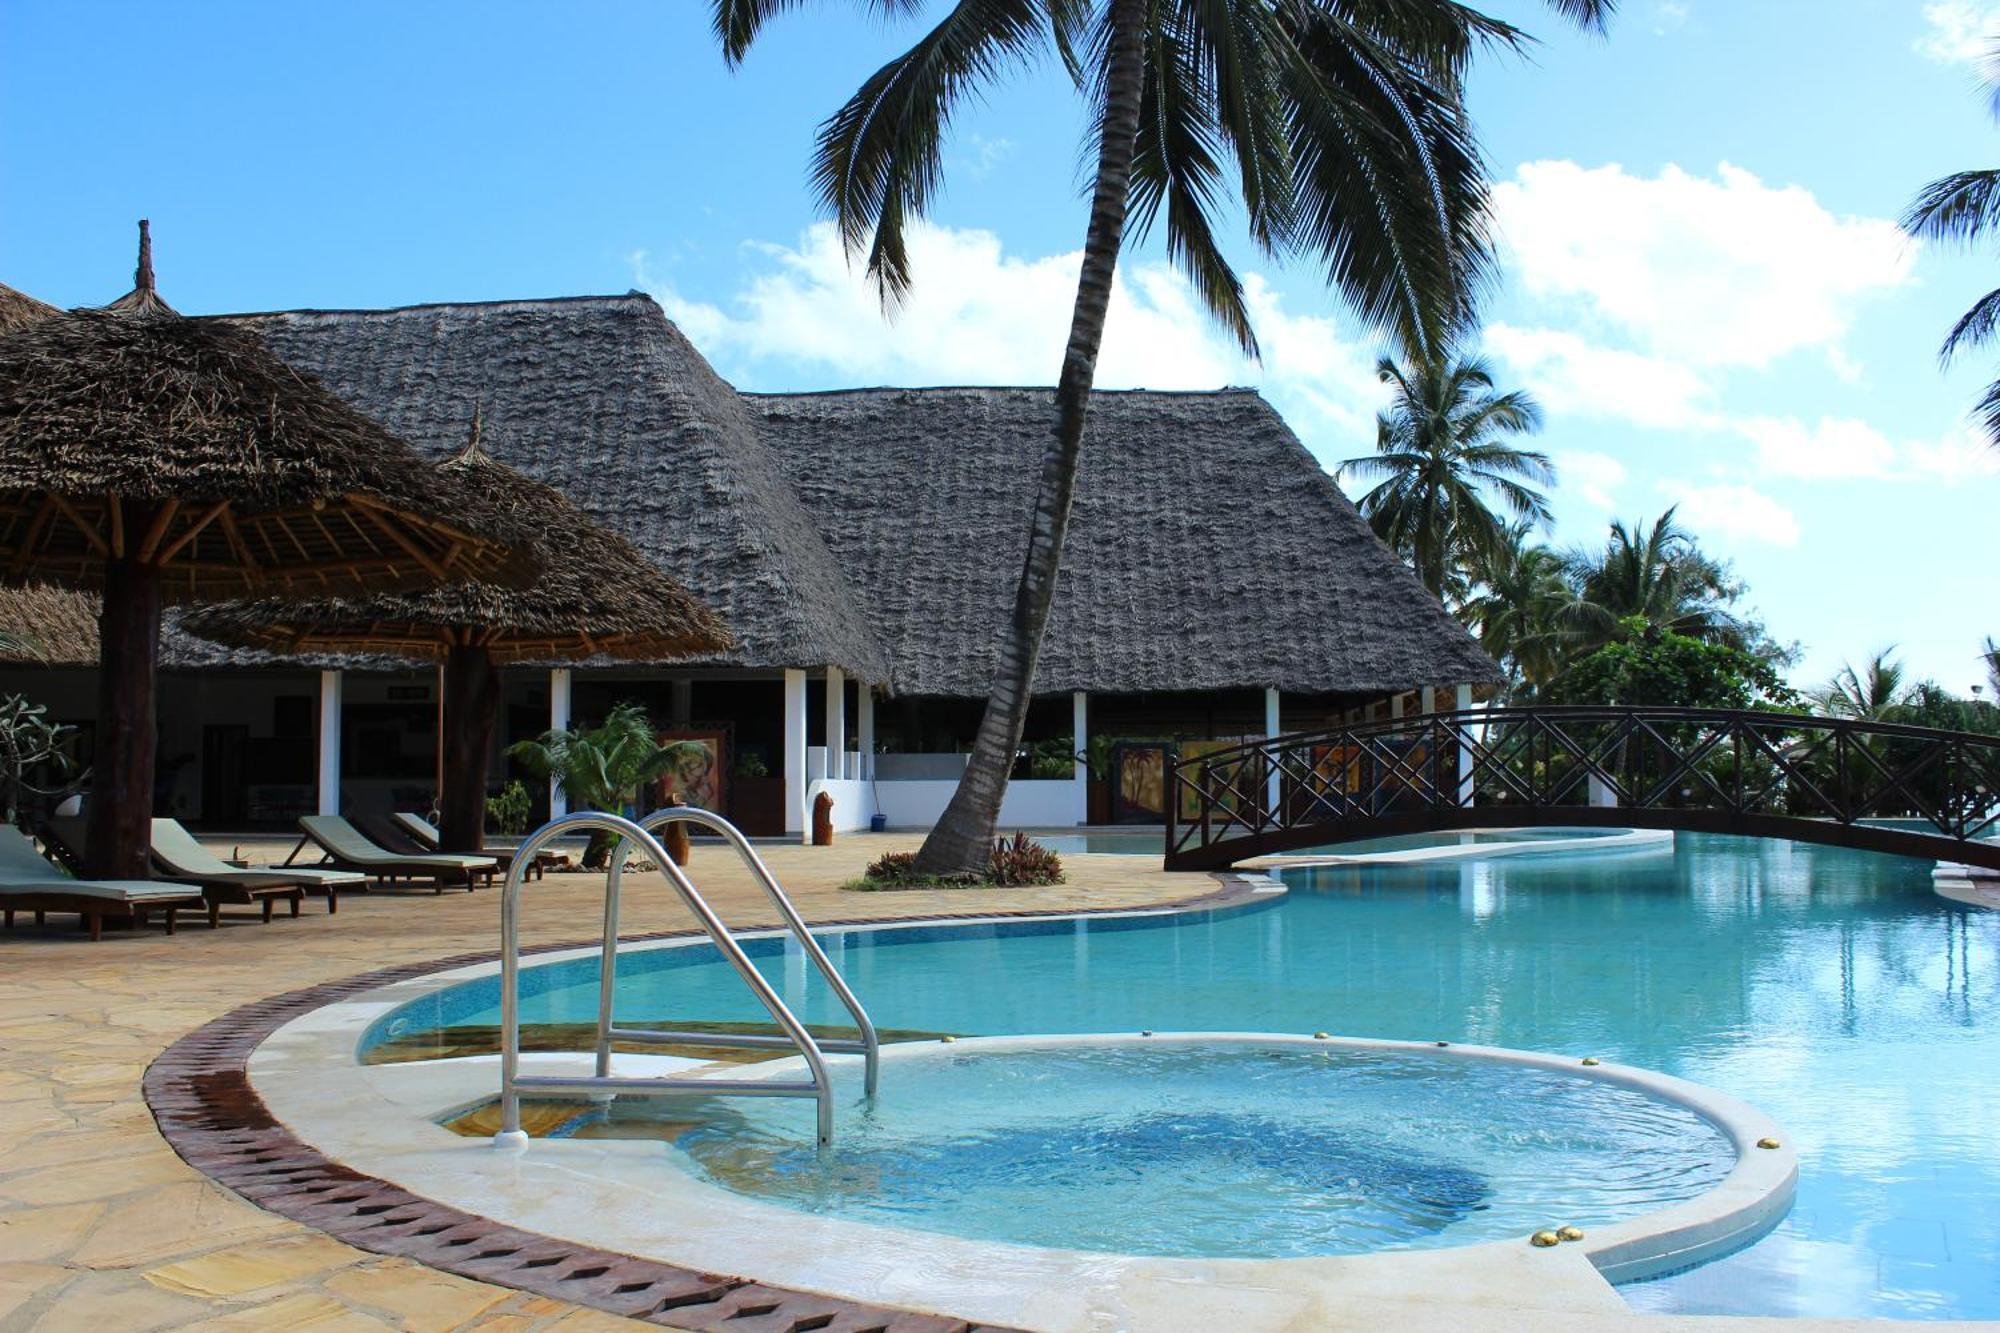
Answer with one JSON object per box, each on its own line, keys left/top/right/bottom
{"left": 4, "top": 0, "right": 1998, "bottom": 689}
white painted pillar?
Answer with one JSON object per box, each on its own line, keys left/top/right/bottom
{"left": 1390, "top": 691, "right": 1405, "bottom": 720}
{"left": 316, "top": 670, "right": 342, "bottom": 816}
{"left": 1455, "top": 683, "right": 1475, "bottom": 806}
{"left": 856, "top": 684, "right": 876, "bottom": 782}
{"left": 1420, "top": 685, "right": 1436, "bottom": 715}
{"left": 783, "top": 668, "right": 808, "bottom": 835}
{"left": 825, "top": 667, "right": 846, "bottom": 779}
{"left": 547, "top": 668, "right": 571, "bottom": 817}
{"left": 1072, "top": 691, "right": 1089, "bottom": 825}
{"left": 1264, "top": 686, "right": 1282, "bottom": 813}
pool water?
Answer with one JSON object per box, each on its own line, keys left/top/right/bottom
{"left": 382, "top": 833, "right": 2000, "bottom": 1320}
{"left": 641, "top": 1042, "right": 1733, "bottom": 1258}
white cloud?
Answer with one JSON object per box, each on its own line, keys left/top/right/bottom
{"left": 1735, "top": 415, "right": 1899, "bottom": 479}
{"left": 1551, "top": 450, "right": 1627, "bottom": 511}
{"left": 1492, "top": 161, "right": 1913, "bottom": 370}
{"left": 1917, "top": 2, "right": 2000, "bottom": 63}
{"left": 1651, "top": 1, "right": 1689, "bottom": 34}
{"left": 1486, "top": 323, "right": 1712, "bottom": 429}
{"left": 1906, "top": 420, "right": 2000, "bottom": 478}
{"left": 636, "top": 220, "right": 1389, "bottom": 459}
{"left": 1670, "top": 483, "right": 1802, "bottom": 547}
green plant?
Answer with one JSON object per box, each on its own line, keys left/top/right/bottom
{"left": 734, "top": 752, "right": 770, "bottom": 780}
{"left": 987, "top": 832, "right": 1065, "bottom": 887}
{"left": 1022, "top": 736, "right": 1077, "bottom": 780}
{"left": 0, "top": 694, "right": 78, "bottom": 824}
{"left": 1077, "top": 735, "right": 1117, "bottom": 783}
{"left": 506, "top": 701, "right": 704, "bottom": 868}
{"left": 485, "top": 779, "right": 532, "bottom": 838}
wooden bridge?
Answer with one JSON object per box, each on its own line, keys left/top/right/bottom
{"left": 1164, "top": 705, "right": 2000, "bottom": 872}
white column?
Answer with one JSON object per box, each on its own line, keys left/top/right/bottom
{"left": 1072, "top": 691, "right": 1089, "bottom": 825}
{"left": 1390, "top": 691, "right": 1405, "bottom": 720}
{"left": 547, "top": 668, "right": 571, "bottom": 817}
{"left": 1455, "top": 683, "right": 1475, "bottom": 806}
{"left": 856, "top": 684, "right": 876, "bottom": 782}
{"left": 1420, "top": 685, "right": 1436, "bottom": 715}
{"left": 824, "top": 667, "right": 846, "bottom": 779}
{"left": 783, "top": 668, "right": 809, "bottom": 835}
{"left": 1264, "top": 686, "right": 1282, "bottom": 812}
{"left": 315, "top": 670, "right": 342, "bottom": 816}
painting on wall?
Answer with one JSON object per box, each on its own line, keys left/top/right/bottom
{"left": 657, "top": 727, "right": 729, "bottom": 812}
{"left": 1109, "top": 742, "right": 1171, "bottom": 823}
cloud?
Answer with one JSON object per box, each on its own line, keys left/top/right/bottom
{"left": 1735, "top": 416, "right": 1899, "bottom": 479}
{"left": 1906, "top": 421, "right": 2000, "bottom": 478}
{"left": 1916, "top": 2, "right": 2000, "bottom": 63}
{"left": 1551, "top": 450, "right": 1627, "bottom": 510}
{"left": 1670, "top": 483, "right": 1801, "bottom": 547}
{"left": 1486, "top": 323, "right": 1712, "bottom": 429}
{"left": 636, "top": 220, "right": 1389, "bottom": 461}
{"left": 1492, "top": 161, "right": 1913, "bottom": 370}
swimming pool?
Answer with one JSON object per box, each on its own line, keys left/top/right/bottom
{"left": 375, "top": 833, "right": 1999, "bottom": 1321}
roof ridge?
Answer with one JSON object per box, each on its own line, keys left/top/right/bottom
{"left": 747, "top": 384, "right": 1265, "bottom": 399}
{"left": 213, "top": 291, "right": 661, "bottom": 322}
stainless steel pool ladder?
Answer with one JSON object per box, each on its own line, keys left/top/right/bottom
{"left": 494, "top": 809, "right": 879, "bottom": 1150}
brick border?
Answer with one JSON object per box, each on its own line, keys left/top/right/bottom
{"left": 143, "top": 877, "right": 1270, "bottom": 1331}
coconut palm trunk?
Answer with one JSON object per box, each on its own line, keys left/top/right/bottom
{"left": 911, "top": 0, "right": 1148, "bottom": 876}
{"left": 438, "top": 639, "right": 501, "bottom": 853}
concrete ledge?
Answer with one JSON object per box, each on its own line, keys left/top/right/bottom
{"left": 1933, "top": 862, "right": 2000, "bottom": 910}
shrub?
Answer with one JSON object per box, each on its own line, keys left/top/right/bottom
{"left": 864, "top": 850, "right": 920, "bottom": 882}
{"left": 485, "top": 780, "right": 533, "bottom": 836}
{"left": 987, "top": 832, "right": 1065, "bottom": 886}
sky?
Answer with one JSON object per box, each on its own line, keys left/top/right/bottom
{"left": 3, "top": 0, "right": 1998, "bottom": 690}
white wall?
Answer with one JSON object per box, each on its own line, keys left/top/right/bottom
{"left": 869, "top": 778, "right": 1084, "bottom": 831}
{"left": 802, "top": 778, "right": 873, "bottom": 837}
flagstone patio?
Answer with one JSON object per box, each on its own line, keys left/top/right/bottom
{"left": 0, "top": 835, "right": 1209, "bottom": 1331}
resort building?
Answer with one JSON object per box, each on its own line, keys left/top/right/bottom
{"left": 0, "top": 292, "right": 1496, "bottom": 835}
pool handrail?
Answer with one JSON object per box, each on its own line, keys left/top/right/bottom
{"left": 627, "top": 807, "right": 880, "bottom": 1097}
{"left": 494, "top": 811, "right": 839, "bottom": 1148}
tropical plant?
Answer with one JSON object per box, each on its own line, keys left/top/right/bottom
{"left": 715, "top": 0, "right": 1616, "bottom": 874}
{"left": 1814, "top": 647, "right": 1909, "bottom": 721}
{"left": 1342, "top": 353, "right": 1552, "bottom": 600}
{"left": 484, "top": 779, "right": 533, "bottom": 838}
{"left": 1545, "top": 619, "right": 1800, "bottom": 712}
{"left": 505, "top": 702, "right": 704, "bottom": 868}
{"left": 1557, "top": 509, "right": 1749, "bottom": 655}
{"left": 0, "top": 694, "right": 78, "bottom": 824}
{"left": 1457, "top": 519, "right": 1569, "bottom": 694}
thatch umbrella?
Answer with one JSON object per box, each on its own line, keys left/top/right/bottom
{"left": 0, "top": 224, "right": 537, "bottom": 877}
{"left": 183, "top": 410, "right": 730, "bottom": 853}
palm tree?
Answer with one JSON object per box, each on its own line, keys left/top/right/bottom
{"left": 715, "top": 0, "right": 1615, "bottom": 873}
{"left": 1458, "top": 520, "right": 1569, "bottom": 695}
{"left": 1815, "top": 647, "right": 1908, "bottom": 721}
{"left": 506, "top": 702, "right": 706, "bottom": 869}
{"left": 1904, "top": 91, "right": 2000, "bottom": 446}
{"left": 1559, "top": 509, "right": 1747, "bottom": 654}
{"left": 1342, "top": 353, "right": 1552, "bottom": 601}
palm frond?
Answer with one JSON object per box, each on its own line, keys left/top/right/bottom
{"left": 1903, "top": 168, "right": 2000, "bottom": 245}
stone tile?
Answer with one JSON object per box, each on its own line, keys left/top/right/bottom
{"left": 0, "top": 1261, "right": 72, "bottom": 1323}
{"left": 540, "top": 1307, "right": 650, "bottom": 1330}
{"left": 24, "top": 1270, "right": 207, "bottom": 1331}
{"left": 0, "top": 1152, "right": 190, "bottom": 1206}
{"left": 144, "top": 1233, "right": 362, "bottom": 1299}
{"left": 191, "top": 1290, "right": 398, "bottom": 1329}
{"left": 0, "top": 1200, "right": 105, "bottom": 1261}
{"left": 321, "top": 1258, "right": 512, "bottom": 1330}
{"left": 69, "top": 1182, "right": 291, "bottom": 1269}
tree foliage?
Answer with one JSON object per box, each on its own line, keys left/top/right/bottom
{"left": 1545, "top": 619, "right": 1800, "bottom": 711}
{"left": 506, "top": 702, "right": 703, "bottom": 867}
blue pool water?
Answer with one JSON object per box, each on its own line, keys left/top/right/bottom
{"left": 378, "top": 833, "right": 2000, "bottom": 1320}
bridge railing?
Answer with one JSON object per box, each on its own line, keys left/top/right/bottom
{"left": 1163, "top": 706, "right": 2000, "bottom": 870}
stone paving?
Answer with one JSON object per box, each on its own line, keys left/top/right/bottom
{"left": 0, "top": 834, "right": 1212, "bottom": 1332}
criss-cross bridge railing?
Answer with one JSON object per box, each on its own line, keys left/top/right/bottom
{"left": 1164, "top": 705, "right": 2000, "bottom": 872}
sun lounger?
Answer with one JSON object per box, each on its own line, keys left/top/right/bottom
{"left": 294, "top": 815, "right": 496, "bottom": 892}
{"left": 48, "top": 816, "right": 305, "bottom": 927}
{"left": 389, "top": 811, "right": 560, "bottom": 881}
{"left": 150, "top": 819, "right": 360, "bottom": 917}
{"left": 0, "top": 827, "right": 203, "bottom": 941}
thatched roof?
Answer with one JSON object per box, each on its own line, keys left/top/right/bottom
{"left": 206, "top": 295, "right": 890, "bottom": 678}
{"left": 0, "top": 585, "right": 101, "bottom": 666}
{"left": 0, "top": 284, "right": 59, "bottom": 334}
{"left": 0, "top": 229, "right": 537, "bottom": 603}
{"left": 119, "top": 292, "right": 1492, "bottom": 695}
{"left": 179, "top": 412, "right": 731, "bottom": 665}
{"left": 756, "top": 387, "right": 1502, "bottom": 695}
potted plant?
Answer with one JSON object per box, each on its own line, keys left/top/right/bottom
{"left": 506, "top": 702, "right": 705, "bottom": 868}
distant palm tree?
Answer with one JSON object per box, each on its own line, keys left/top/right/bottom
{"left": 1458, "top": 520, "right": 1569, "bottom": 694}
{"left": 1982, "top": 636, "right": 2000, "bottom": 698}
{"left": 1815, "top": 646, "right": 1909, "bottom": 720}
{"left": 1342, "top": 353, "right": 1553, "bottom": 601}
{"left": 1560, "top": 508, "right": 1748, "bottom": 653}
{"left": 717, "top": 0, "right": 1616, "bottom": 875}
{"left": 1903, "top": 71, "right": 2000, "bottom": 447}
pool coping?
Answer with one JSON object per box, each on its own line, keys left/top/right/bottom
{"left": 140, "top": 872, "right": 1275, "bottom": 1331}
{"left": 1237, "top": 826, "right": 1674, "bottom": 869}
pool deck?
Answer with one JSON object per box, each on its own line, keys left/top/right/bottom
{"left": 1, "top": 832, "right": 1984, "bottom": 1332}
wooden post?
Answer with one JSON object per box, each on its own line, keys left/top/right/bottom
{"left": 438, "top": 641, "right": 499, "bottom": 852}
{"left": 84, "top": 556, "right": 161, "bottom": 880}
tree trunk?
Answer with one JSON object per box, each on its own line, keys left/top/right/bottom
{"left": 85, "top": 556, "right": 161, "bottom": 880}
{"left": 911, "top": 0, "right": 1151, "bottom": 876}
{"left": 438, "top": 639, "right": 500, "bottom": 853}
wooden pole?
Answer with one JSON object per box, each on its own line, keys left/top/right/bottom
{"left": 85, "top": 554, "right": 161, "bottom": 879}
{"left": 438, "top": 640, "right": 499, "bottom": 853}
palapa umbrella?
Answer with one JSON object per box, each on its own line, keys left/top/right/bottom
{"left": 183, "top": 409, "right": 731, "bottom": 853}
{"left": 0, "top": 223, "right": 538, "bottom": 877}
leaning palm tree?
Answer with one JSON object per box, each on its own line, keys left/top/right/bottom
{"left": 1814, "top": 647, "right": 1908, "bottom": 721}
{"left": 716, "top": 0, "right": 1615, "bottom": 873}
{"left": 1341, "top": 353, "right": 1552, "bottom": 601}
{"left": 1458, "top": 520, "right": 1570, "bottom": 695}
{"left": 1559, "top": 509, "right": 1747, "bottom": 655}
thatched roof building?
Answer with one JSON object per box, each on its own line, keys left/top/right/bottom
{"left": 136, "top": 293, "right": 1494, "bottom": 696}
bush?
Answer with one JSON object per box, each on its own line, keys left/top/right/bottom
{"left": 988, "top": 832, "right": 1065, "bottom": 886}
{"left": 486, "top": 780, "right": 532, "bottom": 836}
{"left": 863, "top": 850, "right": 920, "bottom": 882}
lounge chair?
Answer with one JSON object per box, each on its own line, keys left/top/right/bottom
{"left": 0, "top": 827, "right": 203, "bottom": 941}
{"left": 48, "top": 816, "right": 305, "bottom": 928}
{"left": 150, "top": 819, "right": 361, "bottom": 916}
{"left": 293, "top": 815, "right": 496, "bottom": 892}
{"left": 389, "top": 811, "right": 560, "bottom": 882}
